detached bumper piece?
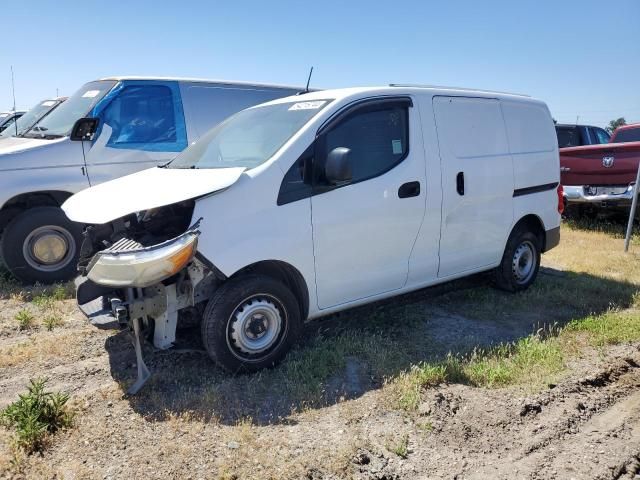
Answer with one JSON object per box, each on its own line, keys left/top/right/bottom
{"left": 76, "top": 276, "right": 123, "bottom": 330}
{"left": 563, "top": 184, "right": 635, "bottom": 206}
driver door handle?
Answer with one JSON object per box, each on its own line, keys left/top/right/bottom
{"left": 398, "top": 181, "right": 421, "bottom": 198}
{"left": 456, "top": 172, "right": 465, "bottom": 195}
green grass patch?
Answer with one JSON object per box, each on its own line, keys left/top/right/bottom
{"left": 42, "top": 314, "right": 64, "bottom": 331}
{"left": 32, "top": 284, "right": 72, "bottom": 308}
{"left": 464, "top": 335, "right": 564, "bottom": 387}
{"left": 1, "top": 378, "right": 73, "bottom": 453}
{"left": 395, "top": 334, "right": 565, "bottom": 410}
{"left": 15, "top": 309, "right": 35, "bottom": 331}
{"left": 386, "top": 434, "right": 409, "bottom": 458}
{"left": 565, "top": 309, "right": 640, "bottom": 346}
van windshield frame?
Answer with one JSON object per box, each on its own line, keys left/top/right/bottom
{"left": 23, "top": 80, "right": 117, "bottom": 139}
{"left": 167, "top": 99, "right": 333, "bottom": 170}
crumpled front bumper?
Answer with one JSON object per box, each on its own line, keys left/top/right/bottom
{"left": 563, "top": 184, "right": 635, "bottom": 206}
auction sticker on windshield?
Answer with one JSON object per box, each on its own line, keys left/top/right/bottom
{"left": 82, "top": 90, "right": 101, "bottom": 98}
{"left": 289, "top": 101, "right": 327, "bottom": 111}
{"left": 42, "top": 101, "right": 56, "bottom": 106}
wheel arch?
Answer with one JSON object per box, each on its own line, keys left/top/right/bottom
{"left": 230, "top": 260, "right": 310, "bottom": 321}
{"left": 0, "top": 190, "right": 74, "bottom": 233}
{"left": 511, "top": 214, "right": 547, "bottom": 251}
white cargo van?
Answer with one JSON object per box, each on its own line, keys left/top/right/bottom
{"left": 63, "top": 85, "right": 562, "bottom": 393}
{"left": 0, "top": 77, "right": 301, "bottom": 283}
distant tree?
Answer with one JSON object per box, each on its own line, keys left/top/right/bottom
{"left": 607, "top": 117, "right": 627, "bottom": 134}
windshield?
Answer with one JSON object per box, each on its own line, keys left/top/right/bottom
{"left": 168, "top": 99, "right": 332, "bottom": 170}
{"left": 23, "top": 81, "right": 116, "bottom": 139}
{"left": 0, "top": 99, "right": 62, "bottom": 138}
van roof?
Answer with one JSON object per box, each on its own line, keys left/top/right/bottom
{"left": 98, "top": 76, "right": 305, "bottom": 91}
{"left": 262, "top": 85, "right": 540, "bottom": 107}
{"left": 388, "top": 84, "right": 530, "bottom": 98}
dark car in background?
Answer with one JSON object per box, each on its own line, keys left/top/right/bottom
{"left": 555, "top": 123, "right": 610, "bottom": 148}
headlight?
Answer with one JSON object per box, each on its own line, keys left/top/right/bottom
{"left": 87, "top": 229, "right": 199, "bottom": 288}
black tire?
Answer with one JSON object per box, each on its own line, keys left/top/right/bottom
{"left": 494, "top": 226, "right": 542, "bottom": 292}
{"left": 201, "top": 274, "right": 302, "bottom": 373}
{"left": 1, "top": 206, "right": 83, "bottom": 284}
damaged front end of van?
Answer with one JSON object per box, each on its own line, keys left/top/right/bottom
{"left": 62, "top": 165, "right": 246, "bottom": 394}
{"left": 72, "top": 200, "right": 223, "bottom": 394}
{"left": 63, "top": 96, "right": 333, "bottom": 394}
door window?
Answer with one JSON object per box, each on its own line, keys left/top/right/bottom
{"left": 322, "top": 103, "right": 409, "bottom": 184}
{"left": 99, "top": 84, "right": 185, "bottom": 151}
{"left": 591, "top": 127, "right": 611, "bottom": 144}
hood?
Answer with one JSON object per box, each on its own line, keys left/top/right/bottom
{"left": 63, "top": 166, "right": 245, "bottom": 224}
{"left": 0, "top": 135, "right": 58, "bottom": 154}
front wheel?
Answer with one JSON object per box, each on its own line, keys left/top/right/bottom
{"left": 1, "top": 206, "right": 83, "bottom": 284}
{"left": 494, "top": 226, "right": 541, "bottom": 292}
{"left": 201, "top": 274, "right": 302, "bottom": 372}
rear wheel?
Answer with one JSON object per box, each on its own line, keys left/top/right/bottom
{"left": 201, "top": 274, "right": 302, "bottom": 372}
{"left": 494, "top": 226, "right": 541, "bottom": 292}
{"left": 1, "top": 207, "right": 83, "bottom": 284}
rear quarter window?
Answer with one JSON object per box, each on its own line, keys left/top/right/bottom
{"left": 556, "top": 127, "right": 581, "bottom": 148}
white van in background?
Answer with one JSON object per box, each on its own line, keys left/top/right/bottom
{"left": 0, "top": 110, "right": 26, "bottom": 133}
{"left": 0, "top": 97, "right": 67, "bottom": 140}
{"left": 0, "top": 77, "right": 301, "bottom": 283}
{"left": 63, "top": 85, "right": 562, "bottom": 393}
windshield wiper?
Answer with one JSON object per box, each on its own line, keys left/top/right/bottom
{"left": 22, "top": 132, "right": 63, "bottom": 140}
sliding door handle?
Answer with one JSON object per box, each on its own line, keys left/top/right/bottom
{"left": 456, "top": 172, "right": 465, "bottom": 195}
{"left": 398, "top": 181, "right": 421, "bottom": 198}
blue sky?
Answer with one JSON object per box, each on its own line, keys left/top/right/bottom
{"left": 1, "top": 0, "right": 639, "bottom": 127}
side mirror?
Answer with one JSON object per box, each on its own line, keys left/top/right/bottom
{"left": 325, "top": 147, "right": 352, "bottom": 185}
{"left": 70, "top": 117, "right": 99, "bottom": 141}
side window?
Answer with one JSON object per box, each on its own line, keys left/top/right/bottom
{"left": 591, "top": 127, "right": 611, "bottom": 144}
{"left": 183, "top": 86, "right": 298, "bottom": 139}
{"left": 100, "top": 85, "right": 178, "bottom": 147}
{"left": 556, "top": 127, "right": 580, "bottom": 148}
{"left": 323, "top": 104, "right": 409, "bottom": 183}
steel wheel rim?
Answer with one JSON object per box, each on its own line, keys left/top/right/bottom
{"left": 22, "top": 225, "right": 76, "bottom": 272}
{"left": 226, "top": 294, "right": 287, "bottom": 361}
{"left": 512, "top": 240, "right": 536, "bottom": 284}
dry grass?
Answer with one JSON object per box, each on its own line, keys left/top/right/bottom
{"left": 0, "top": 332, "right": 83, "bottom": 369}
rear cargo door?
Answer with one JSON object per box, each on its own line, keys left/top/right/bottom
{"left": 433, "top": 96, "right": 514, "bottom": 278}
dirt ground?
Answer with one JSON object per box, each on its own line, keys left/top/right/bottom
{"left": 1, "top": 221, "right": 639, "bottom": 479}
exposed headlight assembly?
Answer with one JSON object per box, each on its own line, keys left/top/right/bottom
{"left": 87, "top": 227, "right": 200, "bottom": 288}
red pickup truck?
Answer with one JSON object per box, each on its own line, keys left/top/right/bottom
{"left": 561, "top": 123, "right": 640, "bottom": 211}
